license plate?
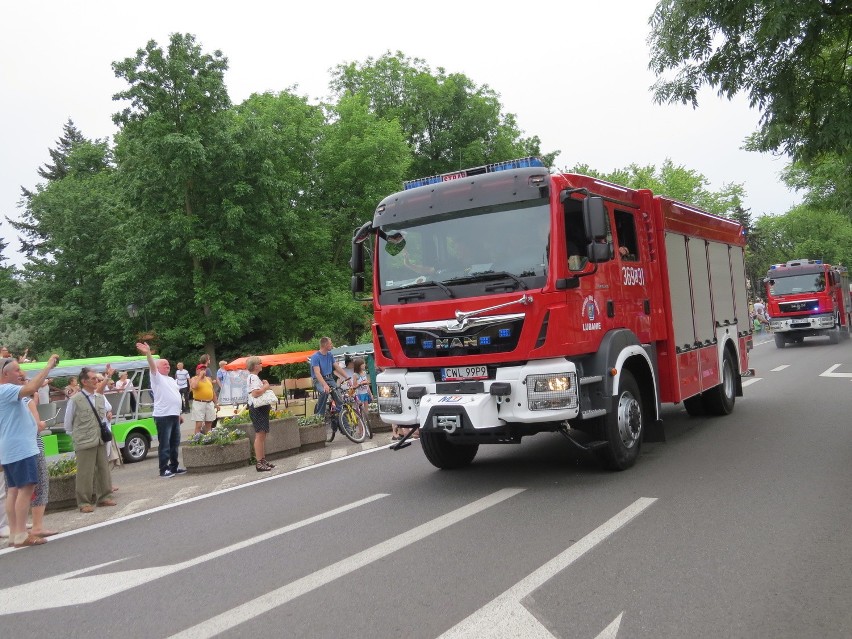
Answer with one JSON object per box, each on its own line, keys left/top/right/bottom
{"left": 441, "top": 366, "right": 488, "bottom": 381}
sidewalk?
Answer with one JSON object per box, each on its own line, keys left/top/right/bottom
{"left": 22, "top": 412, "right": 397, "bottom": 543}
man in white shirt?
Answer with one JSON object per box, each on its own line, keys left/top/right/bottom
{"left": 137, "top": 343, "right": 186, "bottom": 478}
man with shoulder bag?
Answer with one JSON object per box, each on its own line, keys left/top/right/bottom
{"left": 63, "top": 365, "right": 117, "bottom": 513}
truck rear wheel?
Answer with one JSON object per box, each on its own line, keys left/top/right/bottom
{"left": 597, "top": 370, "right": 643, "bottom": 471}
{"left": 421, "top": 432, "right": 478, "bottom": 469}
{"left": 702, "top": 349, "right": 736, "bottom": 416}
{"left": 774, "top": 334, "right": 786, "bottom": 349}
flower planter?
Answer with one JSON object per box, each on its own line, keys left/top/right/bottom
{"left": 367, "top": 412, "right": 391, "bottom": 433}
{"left": 182, "top": 437, "right": 251, "bottom": 473}
{"left": 236, "top": 417, "right": 300, "bottom": 461}
{"left": 46, "top": 474, "right": 77, "bottom": 512}
{"left": 299, "top": 423, "right": 326, "bottom": 451}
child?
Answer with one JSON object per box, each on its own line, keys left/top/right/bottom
{"left": 352, "top": 358, "right": 374, "bottom": 439}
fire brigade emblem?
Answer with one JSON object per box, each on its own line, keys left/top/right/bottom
{"left": 582, "top": 295, "right": 602, "bottom": 331}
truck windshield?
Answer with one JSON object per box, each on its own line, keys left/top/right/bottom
{"left": 377, "top": 202, "right": 550, "bottom": 293}
{"left": 768, "top": 273, "right": 826, "bottom": 295}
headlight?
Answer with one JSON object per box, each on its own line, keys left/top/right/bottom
{"left": 377, "top": 382, "right": 402, "bottom": 414}
{"left": 526, "top": 373, "right": 578, "bottom": 411}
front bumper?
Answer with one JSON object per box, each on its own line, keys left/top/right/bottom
{"left": 771, "top": 313, "right": 835, "bottom": 333}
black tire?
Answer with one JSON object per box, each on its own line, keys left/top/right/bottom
{"left": 683, "top": 394, "right": 705, "bottom": 416}
{"left": 121, "top": 430, "right": 150, "bottom": 463}
{"left": 338, "top": 403, "right": 368, "bottom": 443}
{"left": 421, "top": 431, "right": 479, "bottom": 469}
{"left": 702, "top": 349, "right": 737, "bottom": 416}
{"left": 828, "top": 324, "right": 840, "bottom": 344}
{"left": 597, "top": 370, "right": 643, "bottom": 471}
{"left": 774, "top": 334, "right": 786, "bottom": 349}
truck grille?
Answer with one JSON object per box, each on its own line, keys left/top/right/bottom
{"left": 778, "top": 299, "right": 818, "bottom": 314}
{"left": 396, "top": 318, "right": 524, "bottom": 358}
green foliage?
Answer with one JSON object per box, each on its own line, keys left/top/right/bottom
{"left": 297, "top": 413, "right": 324, "bottom": 427}
{"left": 48, "top": 456, "right": 77, "bottom": 477}
{"left": 187, "top": 423, "right": 247, "bottom": 446}
{"left": 571, "top": 159, "right": 746, "bottom": 217}
{"left": 648, "top": 0, "right": 852, "bottom": 164}
{"left": 329, "top": 51, "right": 558, "bottom": 180}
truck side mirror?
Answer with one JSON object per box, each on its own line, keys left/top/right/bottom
{"left": 350, "top": 236, "right": 364, "bottom": 274}
{"left": 582, "top": 196, "right": 608, "bottom": 240}
{"left": 351, "top": 274, "right": 365, "bottom": 295}
{"left": 582, "top": 196, "right": 612, "bottom": 263}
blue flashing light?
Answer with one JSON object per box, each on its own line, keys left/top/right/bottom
{"left": 422, "top": 340, "right": 434, "bottom": 350}
{"left": 498, "top": 328, "right": 512, "bottom": 338}
{"left": 479, "top": 336, "right": 491, "bottom": 346}
{"left": 405, "top": 336, "right": 416, "bottom": 345}
{"left": 403, "top": 157, "right": 545, "bottom": 191}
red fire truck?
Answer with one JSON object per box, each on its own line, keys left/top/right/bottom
{"left": 764, "top": 259, "right": 852, "bottom": 348}
{"left": 351, "top": 158, "right": 751, "bottom": 470}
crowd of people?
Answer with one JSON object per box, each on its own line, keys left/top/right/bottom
{"left": 1, "top": 338, "right": 382, "bottom": 548}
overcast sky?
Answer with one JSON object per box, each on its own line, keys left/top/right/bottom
{"left": 1, "top": 0, "right": 799, "bottom": 267}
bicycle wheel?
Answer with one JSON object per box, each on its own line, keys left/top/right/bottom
{"left": 338, "top": 402, "right": 368, "bottom": 443}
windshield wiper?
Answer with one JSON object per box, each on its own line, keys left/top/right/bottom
{"left": 443, "top": 271, "right": 529, "bottom": 290}
{"left": 395, "top": 279, "right": 455, "bottom": 298}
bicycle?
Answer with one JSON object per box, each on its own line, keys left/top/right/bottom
{"left": 320, "top": 380, "right": 369, "bottom": 443}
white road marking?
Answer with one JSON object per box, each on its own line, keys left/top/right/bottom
{"left": 114, "top": 499, "right": 151, "bottom": 518}
{"left": 438, "top": 498, "right": 656, "bottom": 638}
{"left": 819, "top": 364, "right": 852, "bottom": 378}
{"left": 594, "top": 613, "right": 624, "bottom": 639}
{"left": 770, "top": 365, "right": 790, "bottom": 372}
{"left": 0, "top": 494, "right": 389, "bottom": 615}
{"left": 168, "top": 486, "right": 204, "bottom": 504}
{"left": 170, "top": 488, "right": 526, "bottom": 639}
{"left": 215, "top": 475, "right": 245, "bottom": 491}
{"left": 741, "top": 377, "right": 763, "bottom": 387}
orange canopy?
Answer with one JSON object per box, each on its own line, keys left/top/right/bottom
{"left": 224, "top": 350, "right": 314, "bottom": 371}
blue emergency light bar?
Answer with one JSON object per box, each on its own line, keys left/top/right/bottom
{"left": 402, "top": 157, "right": 545, "bottom": 191}
{"left": 769, "top": 259, "right": 823, "bottom": 269}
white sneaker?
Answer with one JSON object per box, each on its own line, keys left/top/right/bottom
{"left": 0, "top": 525, "right": 9, "bottom": 538}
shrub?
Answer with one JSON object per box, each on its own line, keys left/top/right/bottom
{"left": 297, "top": 414, "right": 325, "bottom": 427}
{"left": 187, "top": 424, "right": 248, "bottom": 446}
{"left": 48, "top": 457, "right": 77, "bottom": 477}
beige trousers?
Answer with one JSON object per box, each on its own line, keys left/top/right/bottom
{"left": 75, "top": 443, "right": 113, "bottom": 507}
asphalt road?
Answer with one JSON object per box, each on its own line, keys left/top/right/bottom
{"left": 2, "top": 332, "right": 851, "bottom": 638}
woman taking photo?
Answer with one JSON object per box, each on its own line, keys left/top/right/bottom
{"left": 246, "top": 357, "right": 274, "bottom": 472}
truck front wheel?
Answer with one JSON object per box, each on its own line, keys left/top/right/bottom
{"left": 774, "top": 334, "right": 786, "bottom": 349}
{"left": 597, "top": 370, "right": 643, "bottom": 471}
{"left": 421, "top": 432, "right": 479, "bottom": 469}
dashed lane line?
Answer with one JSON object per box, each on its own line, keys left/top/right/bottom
{"left": 741, "top": 377, "right": 763, "bottom": 388}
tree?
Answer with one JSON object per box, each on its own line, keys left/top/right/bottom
{"left": 110, "top": 33, "right": 237, "bottom": 361}
{"left": 569, "top": 159, "right": 746, "bottom": 217}
{"left": 329, "top": 51, "right": 557, "bottom": 180}
{"left": 11, "top": 140, "right": 124, "bottom": 356}
{"left": 648, "top": 0, "right": 852, "bottom": 164}
{"left": 0, "top": 238, "right": 18, "bottom": 303}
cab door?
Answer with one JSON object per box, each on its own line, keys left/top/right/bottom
{"left": 613, "top": 209, "right": 652, "bottom": 342}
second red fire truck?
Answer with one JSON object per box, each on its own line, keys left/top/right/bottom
{"left": 764, "top": 259, "right": 852, "bottom": 348}
{"left": 351, "top": 158, "right": 751, "bottom": 471}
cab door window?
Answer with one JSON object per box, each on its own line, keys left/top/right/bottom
{"left": 614, "top": 210, "right": 639, "bottom": 261}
